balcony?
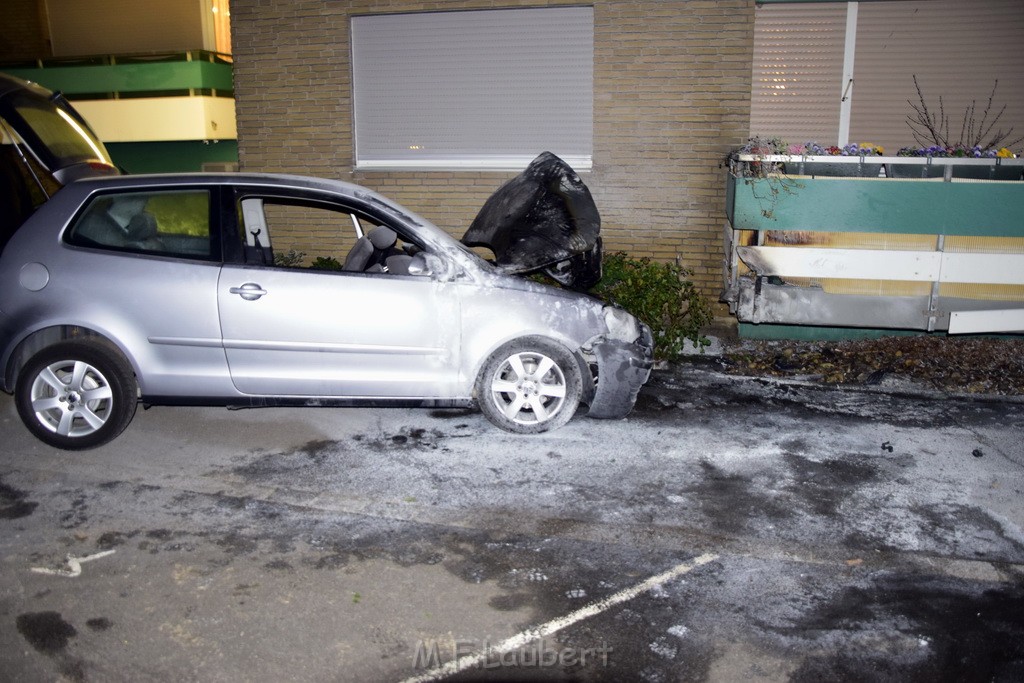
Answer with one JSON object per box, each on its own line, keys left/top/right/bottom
{"left": 723, "top": 155, "right": 1024, "bottom": 335}
{"left": 2, "top": 51, "right": 237, "bottom": 172}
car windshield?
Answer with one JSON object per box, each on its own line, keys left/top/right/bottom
{"left": 10, "top": 91, "right": 113, "bottom": 168}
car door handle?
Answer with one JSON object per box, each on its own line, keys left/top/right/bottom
{"left": 229, "top": 283, "right": 268, "bottom": 301}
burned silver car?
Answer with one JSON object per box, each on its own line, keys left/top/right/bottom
{"left": 0, "top": 153, "right": 653, "bottom": 449}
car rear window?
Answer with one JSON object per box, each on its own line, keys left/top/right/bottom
{"left": 10, "top": 92, "right": 113, "bottom": 168}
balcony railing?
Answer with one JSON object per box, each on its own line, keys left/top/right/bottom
{"left": 1, "top": 50, "right": 234, "bottom": 99}
{"left": 723, "top": 155, "right": 1024, "bottom": 335}
{"left": 1, "top": 51, "right": 236, "bottom": 146}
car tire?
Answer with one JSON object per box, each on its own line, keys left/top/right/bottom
{"left": 15, "top": 340, "right": 138, "bottom": 450}
{"left": 476, "top": 336, "right": 582, "bottom": 434}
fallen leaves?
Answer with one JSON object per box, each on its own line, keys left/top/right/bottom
{"left": 722, "top": 336, "right": 1024, "bottom": 395}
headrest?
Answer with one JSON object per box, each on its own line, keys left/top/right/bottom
{"left": 125, "top": 212, "right": 158, "bottom": 241}
{"left": 385, "top": 254, "right": 413, "bottom": 275}
{"left": 368, "top": 226, "right": 398, "bottom": 250}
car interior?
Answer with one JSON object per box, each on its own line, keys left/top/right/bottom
{"left": 242, "top": 195, "right": 424, "bottom": 276}
{"left": 65, "top": 190, "right": 214, "bottom": 259}
{"left": 341, "top": 225, "right": 419, "bottom": 274}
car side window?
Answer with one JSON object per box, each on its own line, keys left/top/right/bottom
{"left": 238, "top": 196, "right": 423, "bottom": 275}
{"left": 66, "top": 190, "right": 214, "bottom": 259}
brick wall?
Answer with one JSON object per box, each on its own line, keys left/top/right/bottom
{"left": 0, "top": 0, "right": 49, "bottom": 61}
{"left": 230, "top": 0, "right": 755, "bottom": 296}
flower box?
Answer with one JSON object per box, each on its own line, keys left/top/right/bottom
{"left": 732, "top": 154, "right": 1024, "bottom": 181}
{"left": 886, "top": 157, "right": 1023, "bottom": 181}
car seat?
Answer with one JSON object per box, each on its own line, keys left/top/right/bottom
{"left": 124, "top": 212, "right": 164, "bottom": 250}
{"left": 342, "top": 225, "right": 399, "bottom": 271}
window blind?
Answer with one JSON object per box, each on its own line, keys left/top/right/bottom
{"left": 751, "top": 0, "right": 1024, "bottom": 151}
{"left": 849, "top": 0, "right": 1024, "bottom": 152}
{"left": 351, "top": 7, "right": 593, "bottom": 171}
{"left": 749, "top": 3, "right": 847, "bottom": 144}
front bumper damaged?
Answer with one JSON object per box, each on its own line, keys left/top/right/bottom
{"left": 587, "top": 324, "right": 654, "bottom": 419}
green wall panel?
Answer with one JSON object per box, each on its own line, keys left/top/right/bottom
{"left": 730, "top": 176, "right": 1024, "bottom": 237}
{"left": 4, "top": 61, "right": 233, "bottom": 95}
{"left": 106, "top": 140, "right": 237, "bottom": 174}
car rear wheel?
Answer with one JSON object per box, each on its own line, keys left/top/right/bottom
{"left": 15, "top": 340, "right": 137, "bottom": 450}
{"left": 476, "top": 337, "right": 582, "bottom": 434}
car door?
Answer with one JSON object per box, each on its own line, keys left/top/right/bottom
{"left": 217, "top": 190, "right": 462, "bottom": 398}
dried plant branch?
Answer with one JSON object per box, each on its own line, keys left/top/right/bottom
{"left": 906, "top": 76, "right": 1021, "bottom": 150}
{"left": 906, "top": 76, "right": 949, "bottom": 147}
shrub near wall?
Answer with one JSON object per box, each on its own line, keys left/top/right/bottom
{"left": 229, "top": 0, "right": 755, "bottom": 299}
{"left": 591, "top": 253, "right": 713, "bottom": 360}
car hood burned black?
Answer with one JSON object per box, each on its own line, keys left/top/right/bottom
{"left": 461, "top": 152, "right": 602, "bottom": 291}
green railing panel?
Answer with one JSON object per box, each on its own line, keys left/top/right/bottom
{"left": 3, "top": 60, "right": 233, "bottom": 95}
{"left": 729, "top": 175, "right": 1024, "bottom": 237}
{"left": 106, "top": 141, "right": 238, "bottom": 173}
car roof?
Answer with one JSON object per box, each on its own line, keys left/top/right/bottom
{"left": 66, "top": 172, "right": 367, "bottom": 195}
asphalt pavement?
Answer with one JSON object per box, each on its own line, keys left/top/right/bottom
{"left": 1, "top": 363, "right": 1022, "bottom": 682}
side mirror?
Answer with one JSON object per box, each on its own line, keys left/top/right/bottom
{"left": 407, "top": 253, "right": 431, "bottom": 277}
{"left": 408, "top": 253, "right": 447, "bottom": 278}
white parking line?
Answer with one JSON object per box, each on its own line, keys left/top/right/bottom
{"left": 30, "top": 550, "right": 116, "bottom": 578}
{"left": 400, "top": 552, "right": 719, "bottom": 683}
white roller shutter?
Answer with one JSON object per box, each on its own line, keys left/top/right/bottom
{"left": 351, "top": 7, "right": 593, "bottom": 171}
{"left": 751, "top": 1, "right": 1024, "bottom": 152}
{"left": 749, "top": 3, "right": 847, "bottom": 144}
{"left": 849, "top": 0, "right": 1024, "bottom": 152}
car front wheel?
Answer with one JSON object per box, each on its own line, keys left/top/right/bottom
{"left": 15, "top": 340, "right": 138, "bottom": 450}
{"left": 476, "top": 337, "right": 582, "bottom": 434}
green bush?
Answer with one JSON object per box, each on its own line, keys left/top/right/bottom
{"left": 309, "top": 256, "right": 343, "bottom": 271}
{"left": 273, "top": 249, "right": 306, "bottom": 268}
{"left": 590, "top": 252, "right": 712, "bottom": 360}
{"left": 145, "top": 192, "right": 209, "bottom": 237}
